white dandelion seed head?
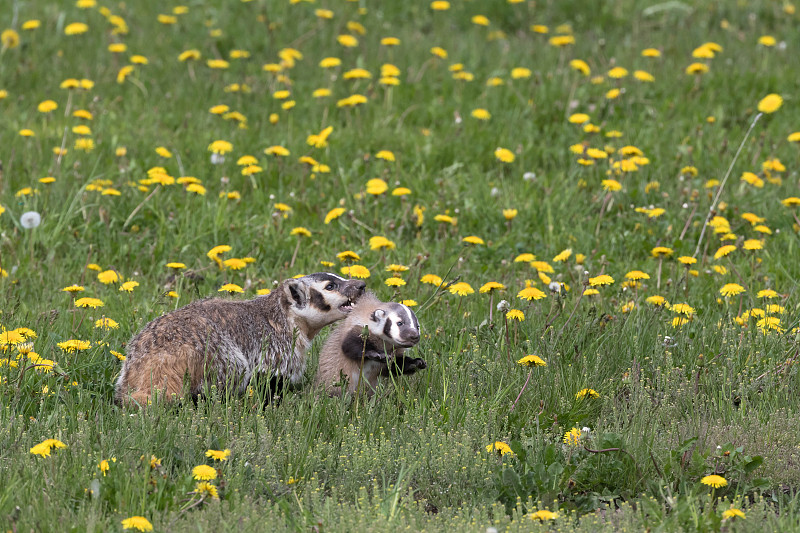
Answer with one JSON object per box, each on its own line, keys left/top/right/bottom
{"left": 210, "top": 152, "right": 225, "bottom": 164}
{"left": 20, "top": 211, "right": 41, "bottom": 229}
{"left": 549, "top": 281, "right": 561, "bottom": 293}
{"left": 497, "top": 299, "right": 510, "bottom": 312}
{"left": 490, "top": 187, "right": 500, "bottom": 197}
{"left": 220, "top": 176, "right": 230, "bottom": 185}
{"left": 523, "top": 172, "right": 536, "bottom": 181}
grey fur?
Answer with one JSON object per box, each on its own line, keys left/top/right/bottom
{"left": 115, "top": 273, "right": 365, "bottom": 405}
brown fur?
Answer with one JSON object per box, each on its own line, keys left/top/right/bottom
{"left": 115, "top": 273, "right": 365, "bottom": 406}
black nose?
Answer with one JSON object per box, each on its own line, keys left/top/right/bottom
{"left": 408, "top": 333, "right": 420, "bottom": 343}
{"left": 352, "top": 280, "right": 366, "bottom": 293}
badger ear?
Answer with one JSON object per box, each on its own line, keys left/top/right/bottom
{"left": 371, "top": 309, "right": 386, "bottom": 322}
{"left": 285, "top": 279, "right": 307, "bottom": 309}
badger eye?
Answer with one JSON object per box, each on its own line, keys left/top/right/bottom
{"left": 397, "top": 321, "right": 404, "bottom": 326}
{"left": 325, "top": 282, "right": 337, "bottom": 291}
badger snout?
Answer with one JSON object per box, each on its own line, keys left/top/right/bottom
{"left": 343, "top": 280, "right": 366, "bottom": 299}
{"left": 400, "top": 332, "right": 420, "bottom": 347}
{"left": 338, "top": 280, "right": 366, "bottom": 312}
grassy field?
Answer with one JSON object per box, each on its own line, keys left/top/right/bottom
{"left": 2, "top": 0, "right": 800, "bottom": 530}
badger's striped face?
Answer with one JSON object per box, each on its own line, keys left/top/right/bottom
{"left": 370, "top": 303, "right": 420, "bottom": 348}
{"left": 285, "top": 273, "right": 366, "bottom": 328}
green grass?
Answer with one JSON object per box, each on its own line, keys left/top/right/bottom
{"left": 2, "top": 0, "right": 800, "bottom": 531}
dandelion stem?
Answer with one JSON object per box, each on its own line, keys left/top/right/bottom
{"left": 693, "top": 113, "right": 763, "bottom": 258}
{"left": 555, "top": 281, "right": 587, "bottom": 343}
{"left": 656, "top": 257, "right": 663, "bottom": 290}
{"left": 289, "top": 239, "right": 300, "bottom": 268}
{"left": 503, "top": 315, "right": 512, "bottom": 364}
{"left": 510, "top": 368, "right": 533, "bottom": 411}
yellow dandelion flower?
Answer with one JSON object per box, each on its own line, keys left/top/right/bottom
{"left": 517, "top": 355, "right": 546, "bottom": 367}
{"left": 485, "top": 441, "right": 513, "bottom": 455}
{"left": 589, "top": 274, "right": 614, "bottom": 287}
{"left": 671, "top": 303, "right": 695, "bottom": 316}
{"left": 568, "top": 113, "right": 590, "bottom": 124}
{"left": 517, "top": 287, "right": 546, "bottom": 301}
{"left": 685, "top": 62, "right": 709, "bottom": 75}
{"left": 64, "top": 22, "right": 89, "bottom": 35}
{"left": 531, "top": 510, "right": 559, "bottom": 520}
{"left": 61, "top": 284, "right": 85, "bottom": 293}
{"left": 462, "top": 236, "right": 485, "bottom": 245}
{"left": 205, "top": 449, "right": 231, "bottom": 461}
{"left": 420, "top": 274, "right": 443, "bottom": 286}
{"left": 713, "top": 245, "right": 736, "bottom": 259}
{"left": 385, "top": 277, "right": 406, "bottom": 287}
{"left": 366, "top": 178, "right": 388, "bottom": 195}
{"left": 290, "top": 227, "right": 312, "bottom": 237}
{"left": 324, "top": 207, "right": 346, "bottom": 224}
{"left": 607, "top": 66, "right": 628, "bottom": 78}
{"left": 75, "top": 297, "right": 104, "bottom": 308}
{"left": 563, "top": 427, "right": 582, "bottom": 446}
{"left": 121, "top": 517, "right": 153, "bottom": 531}
{"left": 192, "top": 464, "right": 217, "bottom": 481}
{"left": 30, "top": 439, "right": 67, "bottom": 458}
{"left": 471, "top": 108, "right": 491, "bottom": 120}
{"left": 448, "top": 282, "right": 474, "bottom": 296}
{"left": 722, "top": 508, "right": 746, "bottom": 519}
{"left": 576, "top": 388, "right": 600, "bottom": 399}
{"left": 194, "top": 482, "right": 219, "bottom": 500}
{"left": 479, "top": 282, "right": 505, "bottom": 293}
{"left": 218, "top": 283, "right": 244, "bottom": 294}
{"left": 494, "top": 147, "right": 515, "bottom": 163}
{"left": 95, "top": 318, "right": 119, "bottom": 330}
{"left": 506, "top": 309, "right": 524, "bottom": 321}
{"left": 97, "top": 270, "right": 120, "bottom": 284}
{"left": 337, "top": 250, "right": 360, "bottom": 262}
{"left": 700, "top": 474, "right": 727, "bottom": 488}
{"left": 757, "top": 93, "right": 783, "bottom": 114}
{"left": 369, "top": 236, "right": 396, "bottom": 250}
{"left": 340, "top": 265, "right": 370, "bottom": 279}
{"left": 720, "top": 283, "right": 745, "bottom": 297}
{"left": 651, "top": 247, "right": 673, "bottom": 258}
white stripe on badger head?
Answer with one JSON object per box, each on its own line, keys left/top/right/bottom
{"left": 401, "top": 304, "right": 419, "bottom": 334}
{"left": 327, "top": 273, "right": 346, "bottom": 281}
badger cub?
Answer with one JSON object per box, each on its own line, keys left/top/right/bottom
{"left": 316, "top": 292, "right": 425, "bottom": 397}
{"left": 115, "top": 272, "right": 365, "bottom": 406}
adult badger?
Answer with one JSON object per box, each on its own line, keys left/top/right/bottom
{"left": 115, "top": 273, "right": 366, "bottom": 406}
{"left": 316, "top": 292, "right": 425, "bottom": 396}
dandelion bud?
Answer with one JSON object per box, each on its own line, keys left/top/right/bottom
{"left": 20, "top": 211, "right": 42, "bottom": 229}
{"left": 497, "top": 299, "right": 510, "bottom": 312}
